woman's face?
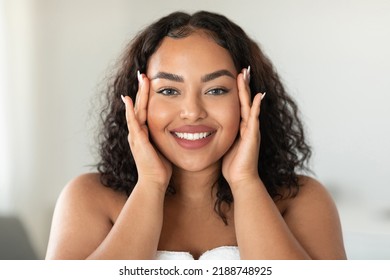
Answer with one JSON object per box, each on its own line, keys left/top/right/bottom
{"left": 146, "top": 31, "right": 240, "bottom": 172}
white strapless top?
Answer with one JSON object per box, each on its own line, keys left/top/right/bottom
{"left": 156, "top": 246, "right": 240, "bottom": 260}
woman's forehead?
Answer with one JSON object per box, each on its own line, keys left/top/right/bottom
{"left": 147, "top": 32, "right": 236, "bottom": 76}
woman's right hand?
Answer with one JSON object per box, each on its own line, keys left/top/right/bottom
{"left": 121, "top": 72, "right": 172, "bottom": 189}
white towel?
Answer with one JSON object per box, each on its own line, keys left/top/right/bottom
{"left": 156, "top": 246, "right": 240, "bottom": 260}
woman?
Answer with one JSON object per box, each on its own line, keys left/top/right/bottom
{"left": 45, "top": 11, "right": 346, "bottom": 260}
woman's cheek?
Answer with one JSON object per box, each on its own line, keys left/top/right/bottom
{"left": 224, "top": 97, "right": 241, "bottom": 136}
{"left": 147, "top": 97, "right": 172, "bottom": 136}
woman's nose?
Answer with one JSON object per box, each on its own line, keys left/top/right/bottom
{"left": 179, "top": 94, "right": 207, "bottom": 121}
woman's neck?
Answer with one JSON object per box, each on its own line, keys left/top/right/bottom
{"left": 170, "top": 162, "right": 220, "bottom": 207}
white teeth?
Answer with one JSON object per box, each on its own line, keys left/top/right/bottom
{"left": 174, "top": 132, "right": 211, "bottom": 141}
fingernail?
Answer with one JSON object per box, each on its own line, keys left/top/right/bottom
{"left": 121, "top": 95, "right": 126, "bottom": 104}
{"left": 243, "top": 66, "right": 250, "bottom": 83}
{"left": 261, "top": 92, "right": 266, "bottom": 100}
{"left": 137, "top": 70, "right": 143, "bottom": 87}
{"left": 243, "top": 68, "right": 247, "bottom": 81}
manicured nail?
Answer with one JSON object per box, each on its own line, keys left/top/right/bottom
{"left": 261, "top": 92, "right": 266, "bottom": 100}
{"left": 137, "top": 70, "right": 143, "bottom": 86}
{"left": 243, "top": 66, "right": 250, "bottom": 82}
{"left": 121, "top": 95, "right": 126, "bottom": 104}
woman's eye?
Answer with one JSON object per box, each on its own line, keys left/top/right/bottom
{"left": 157, "top": 88, "right": 179, "bottom": 96}
{"left": 206, "top": 88, "right": 229, "bottom": 95}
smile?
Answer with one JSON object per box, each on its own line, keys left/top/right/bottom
{"left": 173, "top": 132, "right": 213, "bottom": 141}
{"left": 170, "top": 125, "right": 216, "bottom": 149}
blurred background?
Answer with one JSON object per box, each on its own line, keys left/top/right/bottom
{"left": 0, "top": 0, "right": 389, "bottom": 259}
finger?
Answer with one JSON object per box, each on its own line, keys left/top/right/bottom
{"left": 134, "top": 72, "right": 150, "bottom": 124}
{"left": 122, "top": 95, "right": 136, "bottom": 130}
{"left": 237, "top": 68, "right": 251, "bottom": 124}
{"left": 246, "top": 92, "right": 264, "bottom": 134}
{"left": 121, "top": 95, "right": 144, "bottom": 144}
{"left": 134, "top": 70, "right": 143, "bottom": 109}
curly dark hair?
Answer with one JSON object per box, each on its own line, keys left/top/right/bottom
{"left": 96, "top": 10, "right": 311, "bottom": 224}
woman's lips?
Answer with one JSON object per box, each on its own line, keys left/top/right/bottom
{"left": 170, "top": 125, "right": 216, "bottom": 149}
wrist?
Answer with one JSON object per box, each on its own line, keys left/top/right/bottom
{"left": 228, "top": 175, "right": 265, "bottom": 195}
{"left": 136, "top": 178, "right": 169, "bottom": 194}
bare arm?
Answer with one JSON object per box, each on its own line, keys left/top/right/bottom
{"left": 45, "top": 174, "right": 166, "bottom": 259}
{"left": 232, "top": 178, "right": 309, "bottom": 259}
{"left": 87, "top": 182, "right": 166, "bottom": 259}
{"left": 232, "top": 176, "right": 346, "bottom": 259}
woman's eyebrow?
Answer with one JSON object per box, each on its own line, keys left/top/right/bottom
{"left": 150, "top": 72, "right": 184, "bottom": 82}
{"left": 150, "top": 69, "right": 235, "bottom": 83}
{"left": 201, "top": 69, "right": 235, "bottom": 82}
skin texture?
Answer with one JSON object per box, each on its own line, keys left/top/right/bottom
{"left": 45, "top": 31, "right": 347, "bottom": 260}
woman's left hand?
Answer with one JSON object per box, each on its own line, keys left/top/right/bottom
{"left": 222, "top": 67, "right": 265, "bottom": 187}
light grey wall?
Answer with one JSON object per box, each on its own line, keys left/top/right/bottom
{"left": 2, "top": 0, "right": 389, "bottom": 259}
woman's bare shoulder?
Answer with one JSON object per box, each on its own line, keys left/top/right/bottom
{"left": 296, "top": 175, "right": 334, "bottom": 201}
{"left": 46, "top": 173, "right": 127, "bottom": 259}
{"left": 64, "top": 172, "right": 112, "bottom": 193}
{"left": 281, "top": 176, "right": 347, "bottom": 259}
{"left": 61, "top": 173, "right": 127, "bottom": 210}
{"left": 281, "top": 175, "right": 340, "bottom": 219}
{"left": 276, "top": 176, "right": 334, "bottom": 204}
{"left": 57, "top": 173, "right": 128, "bottom": 225}
{"left": 275, "top": 176, "right": 330, "bottom": 212}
